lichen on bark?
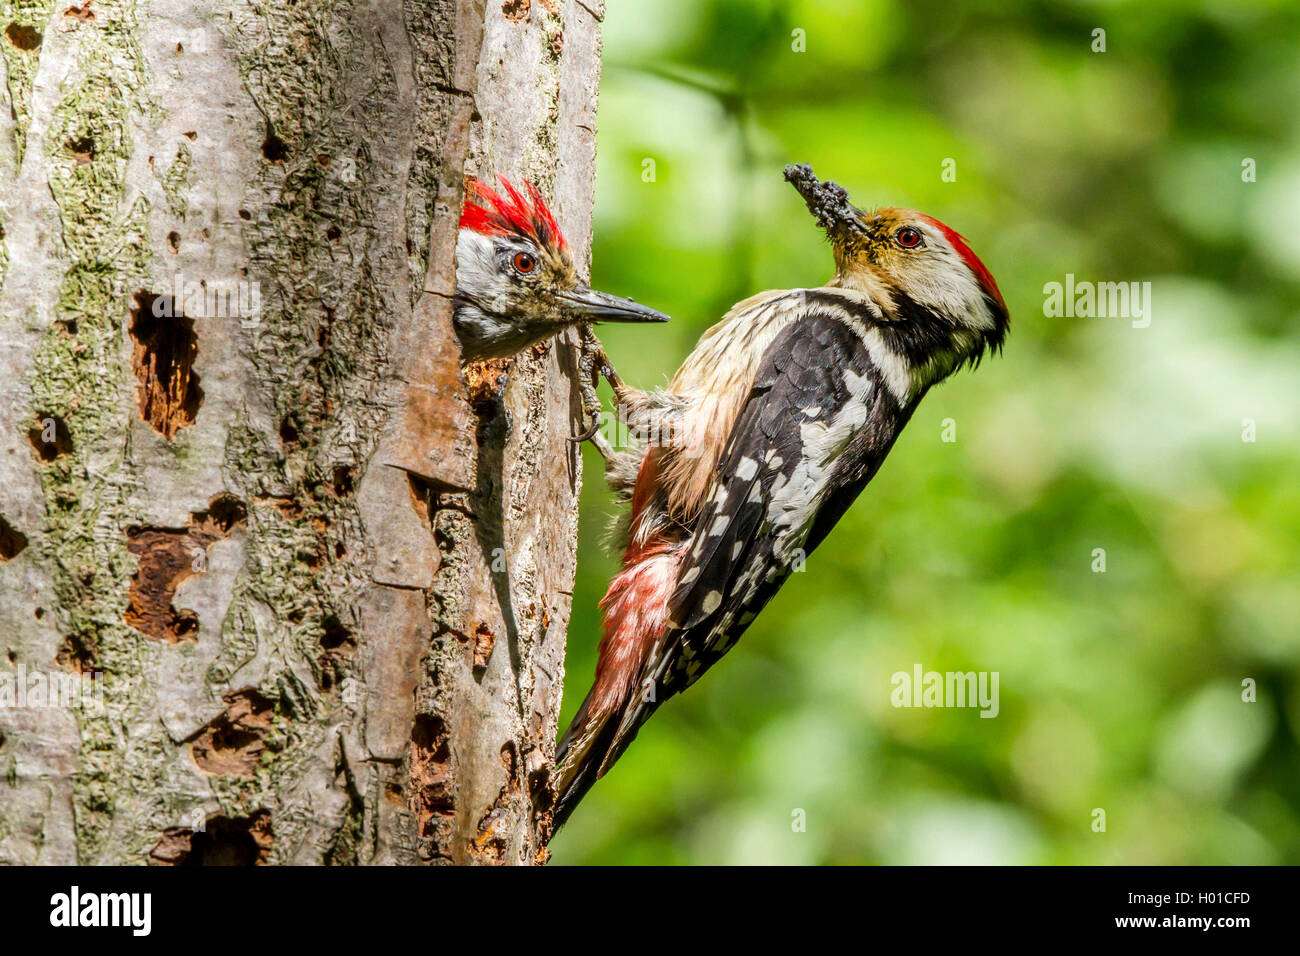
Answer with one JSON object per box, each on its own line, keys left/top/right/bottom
{"left": 21, "top": 0, "right": 164, "bottom": 862}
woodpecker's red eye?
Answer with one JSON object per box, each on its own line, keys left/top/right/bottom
{"left": 512, "top": 251, "right": 537, "bottom": 274}
{"left": 895, "top": 228, "right": 922, "bottom": 249}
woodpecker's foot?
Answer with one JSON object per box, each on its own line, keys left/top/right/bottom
{"left": 569, "top": 329, "right": 606, "bottom": 445}
{"left": 570, "top": 416, "right": 601, "bottom": 444}
{"left": 581, "top": 325, "right": 626, "bottom": 392}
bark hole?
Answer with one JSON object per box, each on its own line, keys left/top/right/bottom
{"left": 316, "top": 616, "right": 354, "bottom": 692}
{"left": 64, "top": 3, "right": 95, "bottom": 24}
{"left": 3, "top": 23, "right": 41, "bottom": 50}
{"left": 320, "top": 615, "right": 354, "bottom": 651}
{"left": 65, "top": 135, "right": 95, "bottom": 164}
{"left": 278, "top": 416, "right": 299, "bottom": 449}
{"left": 190, "top": 689, "right": 274, "bottom": 776}
{"left": 406, "top": 473, "right": 433, "bottom": 525}
{"left": 27, "top": 414, "right": 73, "bottom": 461}
{"left": 129, "top": 291, "right": 203, "bottom": 440}
{"left": 261, "top": 123, "right": 288, "bottom": 163}
{"left": 410, "top": 715, "right": 455, "bottom": 859}
{"left": 148, "top": 810, "right": 273, "bottom": 865}
{"left": 125, "top": 495, "right": 246, "bottom": 642}
{"left": 55, "top": 635, "right": 95, "bottom": 673}
{"left": 469, "top": 742, "right": 521, "bottom": 863}
{"left": 330, "top": 465, "right": 354, "bottom": 496}
{"left": 0, "top": 515, "right": 28, "bottom": 561}
{"left": 463, "top": 358, "right": 511, "bottom": 411}
{"left": 473, "top": 622, "right": 495, "bottom": 672}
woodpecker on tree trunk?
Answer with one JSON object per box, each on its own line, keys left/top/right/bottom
{"left": 551, "top": 164, "right": 1010, "bottom": 832}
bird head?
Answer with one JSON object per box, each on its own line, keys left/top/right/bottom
{"left": 784, "top": 164, "right": 1008, "bottom": 378}
{"left": 454, "top": 176, "right": 669, "bottom": 360}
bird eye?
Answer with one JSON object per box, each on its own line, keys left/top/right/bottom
{"left": 895, "top": 228, "right": 922, "bottom": 249}
{"left": 512, "top": 251, "right": 537, "bottom": 274}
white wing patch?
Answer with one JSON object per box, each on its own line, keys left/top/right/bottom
{"left": 766, "top": 368, "right": 874, "bottom": 566}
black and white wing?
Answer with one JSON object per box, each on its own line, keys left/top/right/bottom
{"left": 601, "top": 308, "right": 912, "bottom": 767}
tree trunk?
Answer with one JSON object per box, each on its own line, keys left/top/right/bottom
{"left": 0, "top": 0, "right": 600, "bottom": 866}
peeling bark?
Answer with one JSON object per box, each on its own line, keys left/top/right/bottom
{"left": 0, "top": 0, "right": 601, "bottom": 865}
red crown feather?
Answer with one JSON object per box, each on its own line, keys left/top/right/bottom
{"left": 920, "top": 213, "right": 1005, "bottom": 311}
{"left": 459, "top": 175, "right": 568, "bottom": 251}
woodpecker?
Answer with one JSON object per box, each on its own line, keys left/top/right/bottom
{"left": 453, "top": 176, "right": 668, "bottom": 362}
{"left": 552, "top": 164, "right": 1010, "bottom": 830}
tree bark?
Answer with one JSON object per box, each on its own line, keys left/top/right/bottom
{"left": 0, "top": 0, "right": 600, "bottom": 865}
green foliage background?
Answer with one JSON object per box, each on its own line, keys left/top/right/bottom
{"left": 551, "top": 0, "right": 1300, "bottom": 864}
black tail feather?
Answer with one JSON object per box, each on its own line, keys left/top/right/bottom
{"left": 551, "top": 689, "right": 617, "bottom": 831}
{"left": 551, "top": 682, "right": 659, "bottom": 832}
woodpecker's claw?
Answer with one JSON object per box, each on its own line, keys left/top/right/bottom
{"left": 569, "top": 327, "right": 622, "bottom": 463}
{"left": 569, "top": 418, "right": 601, "bottom": 444}
{"left": 584, "top": 325, "right": 626, "bottom": 392}
{"left": 569, "top": 328, "right": 605, "bottom": 445}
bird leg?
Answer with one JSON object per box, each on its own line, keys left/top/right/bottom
{"left": 583, "top": 325, "right": 627, "bottom": 394}
{"left": 571, "top": 344, "right": 603, "bottom": 442}
{"left": 569, "top": 326, "right": 620, "bottom": 462}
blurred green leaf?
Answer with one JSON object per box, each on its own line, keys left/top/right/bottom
{"left": 552, "top": 0, "right": 1300, "bottom": 865}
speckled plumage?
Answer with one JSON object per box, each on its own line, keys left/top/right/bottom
{"left": 552, "top": 166, "right": 1009, "bottom": 830}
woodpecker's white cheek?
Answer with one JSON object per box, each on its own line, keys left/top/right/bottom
{"left": 901, "top": 235, "right": 997, "bottom": 333}
{"left": 455, "top": 230, "right": 505, "bottom": 305}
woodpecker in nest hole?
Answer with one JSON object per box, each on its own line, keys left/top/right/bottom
{"left": 552, "top": 164, "right": 1009, "bottom": 830}
{"left": 453, "top": 176, "right": 667, "bottom": 431}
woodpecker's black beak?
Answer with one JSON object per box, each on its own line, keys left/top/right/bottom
{"left": 558, "top": 287, "right": 669, "bottom": 324}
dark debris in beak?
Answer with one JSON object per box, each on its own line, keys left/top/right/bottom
{"left": 783, "top": 163, "right": 867, "bottom": 237}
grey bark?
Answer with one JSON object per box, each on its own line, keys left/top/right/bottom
{"left": 0, "top": 0, "right": 600, "bottom": 865}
